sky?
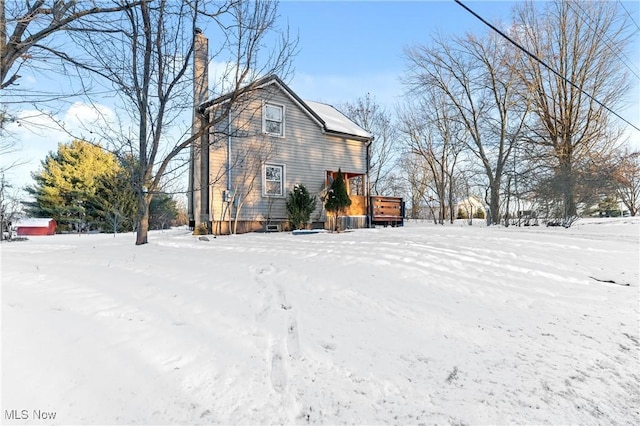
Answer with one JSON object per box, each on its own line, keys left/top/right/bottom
{"left": 278, "top": 0, "right": 518, "bottom": 105}
{"left": 2, "top": 0, "right": 639, "bottom": 195}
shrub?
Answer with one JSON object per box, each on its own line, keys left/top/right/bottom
{"left": 193, "top": 223, "right": 209, "bottom": 235}
{"left": 325, "top": 169, "right": 351, "bottom": 231}
{"left": 287, "top": 184, "right": 316, "bottom": 230}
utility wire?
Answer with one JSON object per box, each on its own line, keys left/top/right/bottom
{"left": 569, "top": 0, "right": 640, "bottom": 81}
{"left": 454, "top": 0, "right": 640, "bottom": 133}
{"left": 618, "top": 0, "right": 640, "bottom": 33}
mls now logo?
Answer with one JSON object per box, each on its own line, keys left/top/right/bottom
{"left": 5, "top": 409, "right": 57, "bottom": 420}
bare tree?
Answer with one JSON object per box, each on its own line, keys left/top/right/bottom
{"left": 397, "top": 152, "right": 436, "bottom": 222}
{"left": 398, "top": 90, "right": 464, "bottom": 224}
{"left": 218, "top": 130, "right": 274, "bottom": 235}
{"left": 514, "top": 0, "right": 633, "bottom": 220}
{"left": 404, "top": 29, "right": 529, "bottom": 225}
{"left": 340, "top": 94, "right": 398, "bottom": 196}
{"left": 1, "top": 0, "right": 145, "bottom": 90}
{"left": 229, "top": 149, "right": 271, "bottom": 235}
{"left": 0, "top": 109, "right": 27, "bottom": 215}
{"left": 67, "top": 0, "right": 296, "bottom": 244}
{"left": 0, "top": 111, "right": 23, "bottom": 169}
{"left": 0, "top": 172, "right": 23, "bottom": 239}
{"left": 612, "top": 147, "right": 640, "bottom": 216}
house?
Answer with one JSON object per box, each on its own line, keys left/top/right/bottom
{"left": 15, "top": 218, "right": 57, "bottom": 236}
{"left": 456, "top": 196, "right": 486, "bottom": 220}
{"left": 188, "top": 74, "right": 404, "bottom": 234}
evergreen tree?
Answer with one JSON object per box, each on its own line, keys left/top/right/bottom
{"left": 287, "top": 184, "right": 316, "bottom": 230}
{"left": 325, "top": 169, "right": 352, "bottom": 231}
{"left": 149, "top": 193, "right": 179, "bottom": 230}
{"left": 25, "top": 140, "right": 135, "bottom": 232}
{"left": 87, "top": 171, "right": 138, "bottom": 234}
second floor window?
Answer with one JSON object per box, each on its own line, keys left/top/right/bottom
{"left": 264, "top": 103, "right": 284, "bottom": 136}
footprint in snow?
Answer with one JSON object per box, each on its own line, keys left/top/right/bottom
{"left": 287, "top": 318, "right": 300, "bottom": 358}
{"left": 269, "top": 343, "right": 287, "bottom": 393}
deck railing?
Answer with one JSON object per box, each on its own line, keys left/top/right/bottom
{"left": 370, "top": 196, "right": 404, "bottom": 227}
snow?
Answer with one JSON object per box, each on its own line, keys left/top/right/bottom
{"left": 304, "top": 100, "right": 372, "bottom": 139}
{"left": 2, "top": 218, "right": 639, "bottom": 425}
{"left": 12, "top": 218, "right": 54, "bottom": 228}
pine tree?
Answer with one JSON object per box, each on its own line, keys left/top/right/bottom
{"left": 25, "top": 140, "right": 130, "bottom": 232}
{"left": 287, "top": 184, "right": 316, "bottom": 230}
{"left": 149, "top": 193, "right": 179, "bottom": 230}
{"left": 87, "top": 170, "right": 138, "bottom": 234}
{"left": 325, "top": 169, "right": 352, "bottom": 231}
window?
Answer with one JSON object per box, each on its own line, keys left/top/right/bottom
{"left": 349, "top": 175, "right": 364, "bottom": 196}
{"left": 263, "top": 164, "right": 284, "bottom": 196}
{"left": 263, "top": 103, "right": 284, "bottom": 136}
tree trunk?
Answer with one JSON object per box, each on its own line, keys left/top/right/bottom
{"left": 561, "top": 166, "right": 577, "bottom": 218}
{"left": 489, "top": 182, "right": 501, "bottom": 225}
{"left": 135, "top": 195, "right": 150, "bottom": 245}
{"left": 448, "top": 181, "right": 455, "bottom": 224}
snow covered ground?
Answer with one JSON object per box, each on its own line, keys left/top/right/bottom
{"left": 2, "top": 218, "right": 639, "bottom": 425}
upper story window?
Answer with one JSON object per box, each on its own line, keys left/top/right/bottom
{"left": 263, "top": 103, "right": 285, "bottom": 137}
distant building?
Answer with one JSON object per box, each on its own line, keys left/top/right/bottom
{"left": 15, "top": 218, "right": 57, "bottom": 236}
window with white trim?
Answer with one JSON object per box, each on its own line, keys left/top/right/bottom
{"left": 263, "top": 164, "right": 285, "bottom": 197}
{"left": 263, "top": 103, "right": 284, "bottom": 136}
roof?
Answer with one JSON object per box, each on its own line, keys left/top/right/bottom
{"left": 15, "top": 218, "right": 55, "bottom": 228}
{"left": 199, "top": 75, "right": 372, "bottom": 141}
{"left": 303, "top": 100, "right": 371, "bottom": 139}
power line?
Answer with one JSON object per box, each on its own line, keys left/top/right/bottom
{"left": 454, "top": 0, "right": 640, "bottom": 133}
{"left": 569, "top": 0, "right": 640, "bottom": 81}
{"left": 618, "top": 0, "right": 640, "bottom": 33}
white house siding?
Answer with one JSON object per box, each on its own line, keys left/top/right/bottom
{"left": 207, "top": 83, "right": 368, "bottom": 231}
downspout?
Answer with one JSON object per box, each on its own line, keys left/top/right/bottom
{"left": 227, "top": 110, "right": 232, "bottom": 191}
{"left": 227, "top": 108, "right": 232, "bottom": 234}
{"left": 366, "top": 137, "right": 373, "bottom": 228}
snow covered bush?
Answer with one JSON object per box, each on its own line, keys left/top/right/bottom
{"left": 286, "top": 184, "right": 316, "bottom": 230}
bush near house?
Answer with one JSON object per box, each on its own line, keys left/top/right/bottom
{"left": 287, "top": 184, "right": 316, "bottom": 230}
{"left": 457, "top": 207, "right": 485, "bottom": 220}
{"left": 193, "top": 223, "right": 209, "bottom": 235}
{"left": 325, "top": 169, "right": 351, "bottom": 231}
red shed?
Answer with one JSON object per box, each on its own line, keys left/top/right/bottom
{"left": 15, "top": 218, "right": 57, "bottom": 236}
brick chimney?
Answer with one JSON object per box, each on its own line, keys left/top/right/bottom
{"left": 189, "top": 28, "right": 210, "bottom": 230}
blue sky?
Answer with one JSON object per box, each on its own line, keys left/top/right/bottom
{"left": 3, "top": 0, "right": 639, "bottom": 192}
{"left": 278, "top": 0, "right": 518, "bottom": 105}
